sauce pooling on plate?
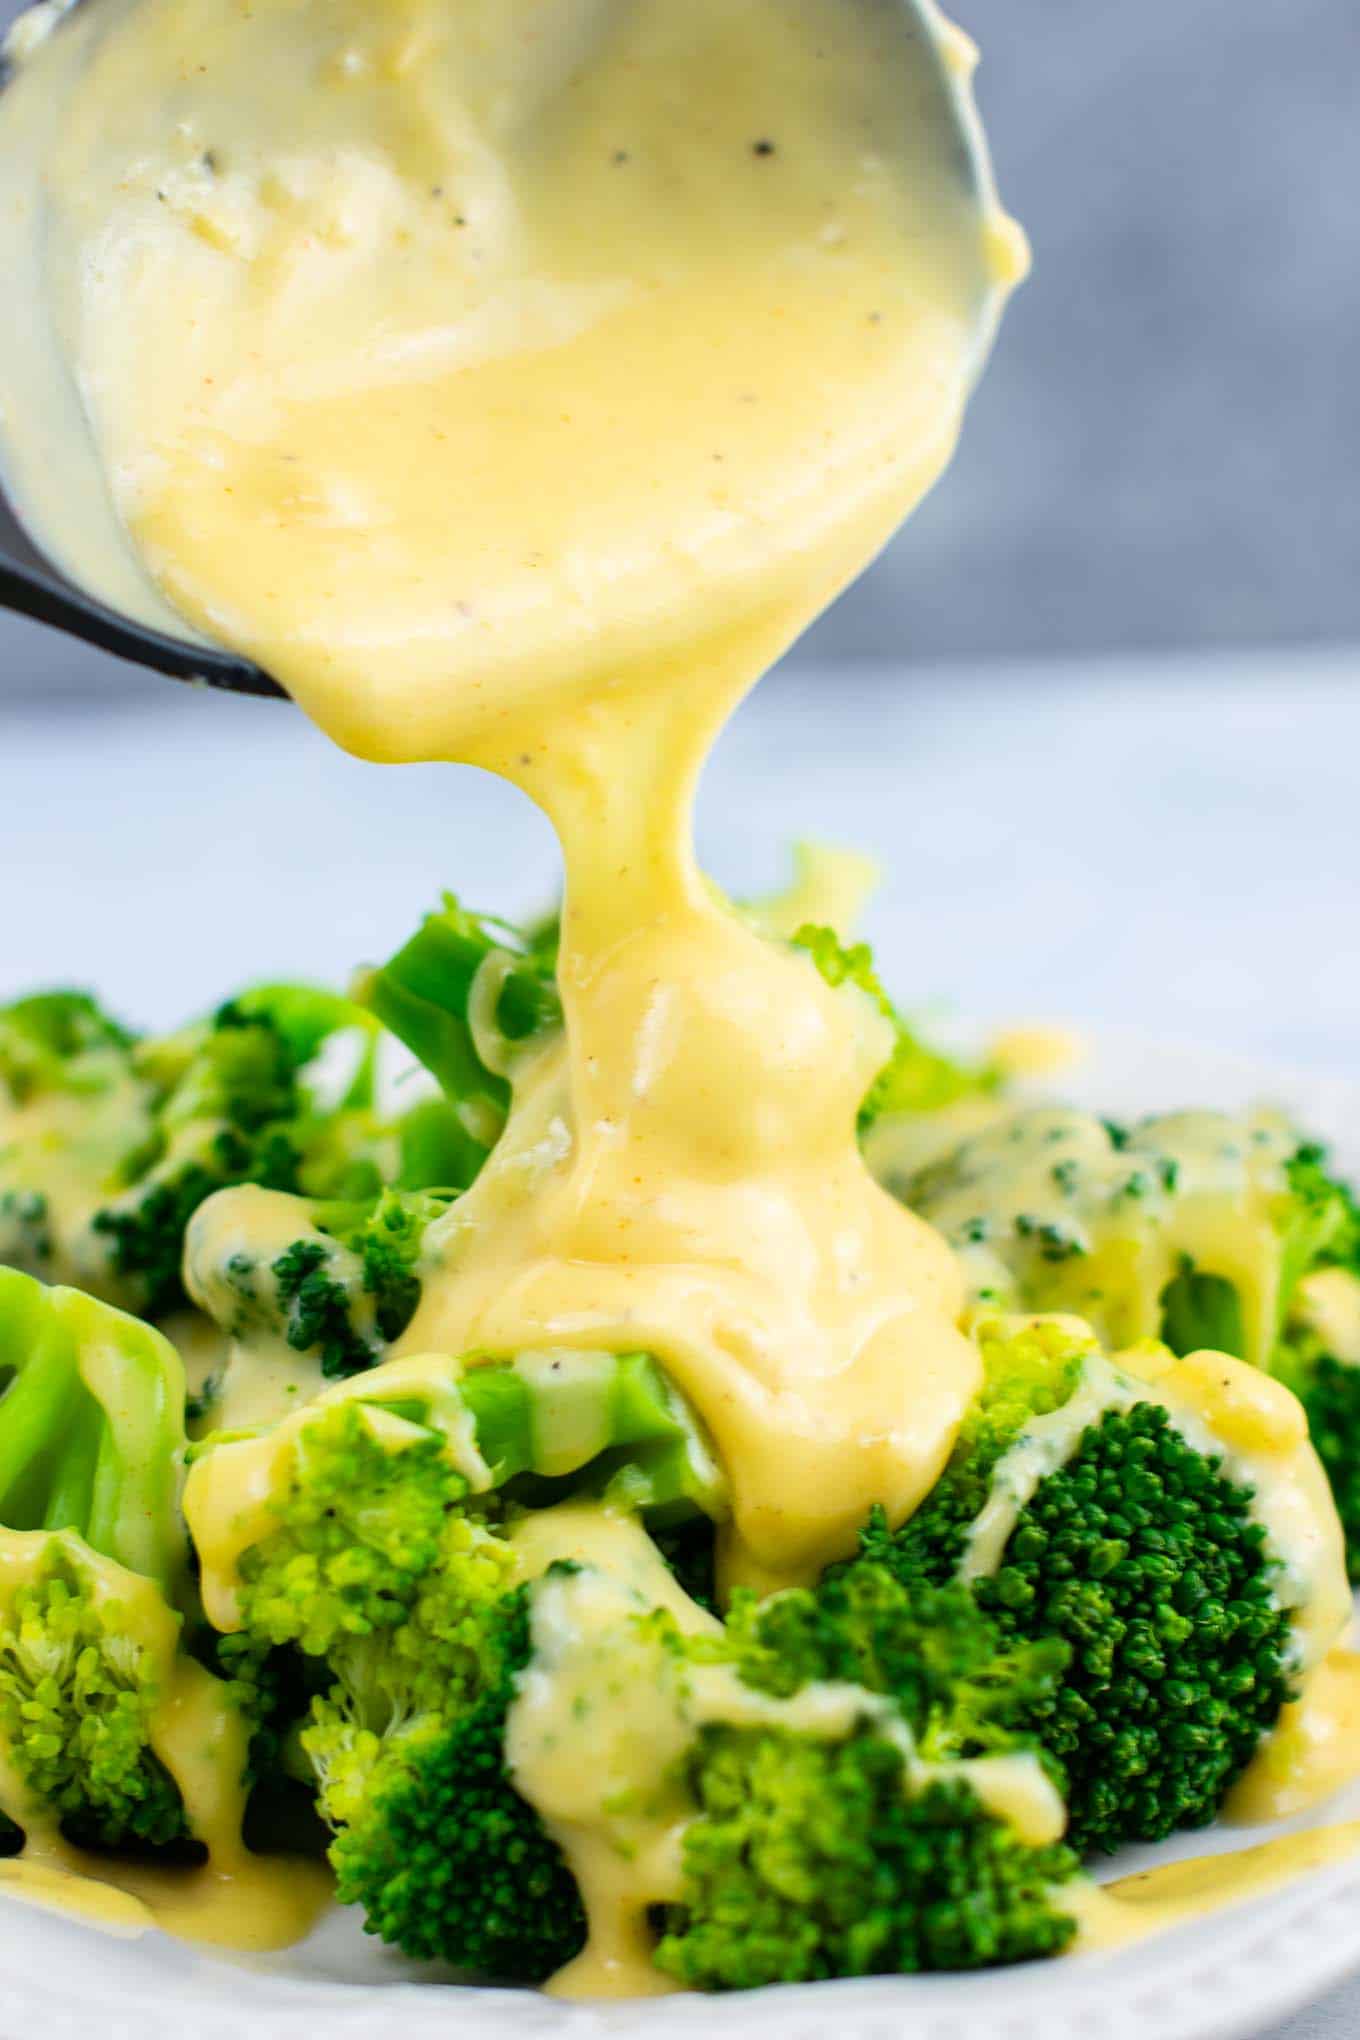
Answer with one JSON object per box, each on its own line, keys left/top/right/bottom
{"left": 1, "top": 0, "right": 1358, "bottom": 1994}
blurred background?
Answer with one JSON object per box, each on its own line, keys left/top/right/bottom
{"left": 3, "top": 0, "right": 1359, "bottom": 1096}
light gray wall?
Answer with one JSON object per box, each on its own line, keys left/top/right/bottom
{"left": 802, "top": 0, "right": 1360, "bottom": 663}
{"left": 1, "top": 0, "right": 1356, "bottom": 695}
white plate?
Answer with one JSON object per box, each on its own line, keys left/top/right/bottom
{"left": 2, "top": 1028, "right": 1360, "bottom": 2040}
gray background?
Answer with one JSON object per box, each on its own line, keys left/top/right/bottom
{"left": 802, "top": 0, "right": 1360, "bottom": 664}
{"left": 2, "top": 0, "right": 1359, "bottom": 694}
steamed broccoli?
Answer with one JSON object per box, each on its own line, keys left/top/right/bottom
{"left": 906, "top": 1106, "right": 1360, "bottom": 1576}
{"left": 315, "top": 1577, "right": 586, "bottom": 1982}
{"left": 212, "top": 1358, "right": 1082, "bottom": 1993}
{"left": 865, "top": 1316, "right": 1307, "bottom": 1855}
{"left": 357, "top": 893, "right": 561, "bottom": 1174}
{"left": 0, "top": 981, "right": 412, "bottom": 1322}
{"left": 654, "top": 1565, "right": 1079, "bottom": 1989}
{"left": 187, "top": 1185, "right": 455, "bottom": 1383}
{"left": 186, "top": 1347, "right": 724, "bottom": 1978}
{"left": 0, "top": 1267, "right": 216, "bottom": 1852}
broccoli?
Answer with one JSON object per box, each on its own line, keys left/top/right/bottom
{"left": 187, "top": 1184, "right": 455, "bottom": 1384}
{"left": 0, "top": 1267, "right": 223, "bottom": 1853}
{"left": 357, "top": 893, "right": 561, "bottom": 1175}
{"left": 185, "top": 1346, "right": 725, "bottom": 1978}
{"left": 864, "top": 1315, "right": 1318, "bottom": 1855}
{"left": 0, "top": 980, "right": 423, "bottom": 1323}
{"left": 653, "top": 1564, "right": 1079, "bottom": 1989}
{"left": 906, "top": 1106, "right": 1360, "bottom": 1577}
{"left": 328, "top": 1536, "right": 1082, "bottom": 1994}
{"left": 315, "top": 1579, "right": 587, "bottom": 1982}
{"left": 187, "top": 1325, "right": 1094, "bottom": 1991}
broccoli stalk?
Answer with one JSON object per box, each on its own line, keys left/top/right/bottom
{"left": 357, "top": 894, "right": 561, "bottom": 1176}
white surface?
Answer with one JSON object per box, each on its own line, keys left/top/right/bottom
{"left": 2, "top": 648, "right": 1360, "bottom": 2037}
{"left": 3, "top": 646, "right": 1360, "bottom": 1067}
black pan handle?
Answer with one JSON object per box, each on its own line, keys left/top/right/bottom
{"left": 0, "top": 486, "right": 285, "bottom": 697}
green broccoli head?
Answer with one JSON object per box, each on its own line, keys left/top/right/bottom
{"left": 656, "top": 1736, "right": 1076, "bottom": 1991}
{"left": 905, "top": 1106, "right": 1360, "bottom": 1579}
{"left": 725, "top": 1563, "right": 1069, "bottom": 1759}
{"left": 0, "top": 1269, "right": 239, "bottom": 1856}
{"left": 187, "top": 1185, "right": 455, "bottom": 1387}
{"left": 870, "top": 1316, "right": 1302, "bottom": 1855}
{"left": 0, "top": 980, "right": 417, "bottom": 1324}
{"left": 0, "top": 990, "right": 136, "bottom": 1104}
{"left": 317, "top": 1582, "right": 586, "bottom": 1983}
{"left": 0, "top": 1543, "right": 187, "bottom": 1850}
{"left": 188, "top": 1347, "right": 725, "bottom": 1977}
{"left": 654, "top": 1565, "right": 1080, "bottom": 1989}
{"left": 215, "top": 1399, "right": 585, "bottom": 1980}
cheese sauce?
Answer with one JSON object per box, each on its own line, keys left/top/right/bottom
{"left": 0, "top": 0, "right": 1029, "bottom": 1598}
{"left": 1, "top": 0, "right": 1358, "bottom": 2002}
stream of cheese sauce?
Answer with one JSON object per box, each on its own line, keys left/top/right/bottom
{"left": 0, "top": 0, "right": 1027, "bottom": 1595}
{"left": 2, "top": 0, "right": 1359, "bottom": 2001}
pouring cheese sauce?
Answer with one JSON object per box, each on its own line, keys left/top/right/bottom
{"left": 2, "top": 0, "right": 1359, "bottom": 1998}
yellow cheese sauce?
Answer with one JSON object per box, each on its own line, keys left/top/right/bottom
{"left": 1, "top": 0, "right": 1359, "bottom": 2003}
{"left": 902, "top": 1105, "right": 1304, "bottom": 1366}
{"left": 1070, "top": 1822, "right": 1360, "bottom": 1955}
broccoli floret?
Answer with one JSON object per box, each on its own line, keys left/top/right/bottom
{"left": 317, "top": 1584, "right": 586, "bottom": 1981}
{"left": 213, "top": 1397, "right": 587, "bottom": 1979}
{"left": 0, "top": 980, "right": 410, "bottom": 1324}
{"left": 89, "top": 994, "right": 367, "bottom": 1320}
{"left": 0, "top": 991, "right": 135, "bottom": 1104}
{"left": 0, "top": 1549, "right": 186, "bottom": 1849}
{"left": 657, "top": 1740, "right": 1075, "bottom": 1991}
{"left": 654, "top": 1567, "right": 1079, "bottom": 1988}
{"left": 869, "top": 1318, "right": 1298, "bottom": 1855}
{"left": 793, "top": 924, "right": 999, "bottom": 1130}
{"left": 907, "top": 1107, "right": 1360, "bottom": 1577}
{"left": 0, "top": 1268, "right": 232, "bottom": 1854}
{"left": 260, "top": 1188, "right": 452, "bottom": 1380}
{"left": 727, "top": 1564, "right": 1069, "bottom": 1749}
{"left": 189, "top": 1346, "right": 725, "bottom": 1975}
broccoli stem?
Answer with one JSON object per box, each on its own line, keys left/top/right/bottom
{"left": 0, "top": 1283, "right": 81, "bottom": 1519}
{"left": 0, "top": 1269, "right": 188, "bottom": 1601}
{"left": 40, "top": 1396, "right": 103, "bottom": 1534}
{"left": 359, "top": 898, "right": 561, "bottom": 1158}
